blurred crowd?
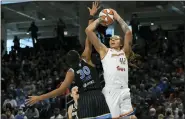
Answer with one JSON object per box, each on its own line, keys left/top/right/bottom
{"left": 1, "top": 17, "right": 184, "bottom": 119}
{"left": 128, "top": 27, "right": 185, "bottom": 119}
{"left": 1, "top": 44, "right": 70, "bottom": 119}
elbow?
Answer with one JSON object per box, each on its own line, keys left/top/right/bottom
{"left": 85, "top": 26, "right": 93, "bottom": 34}
{"left": 125, "top": 30, "right": 133, "bottom": 41}
{"left": 85, "top": 27, "right": 90, "bottom": 34}
{"left": 126, "top": 30, "right": 132, "bottom": 36}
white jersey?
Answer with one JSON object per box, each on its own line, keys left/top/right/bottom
{"left": 101, "top": 48, "right": 129, "bottom": 88}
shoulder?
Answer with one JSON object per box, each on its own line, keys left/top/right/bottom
{"left": 34, "top": 108, "right": 39, "bottom": 112}
{"left": 121, "top": 49, "right": 130, "bottom": 59}
{"left": 68, "top": 68, "right": 74, "bottom": 73}
{"left": 66, "top": 68, "right": 75, "bottom": 77}
{"left": 101, "top": 48, "right": 111, "bottom": 60}
{"left": 24, "top": 116, "right": 28, "bottom": 119}
{"left": 11, "top": 115, "right": 15, "bottom": 118}
{"left": 13, "top": 99, "right": 17, "bottom": 102}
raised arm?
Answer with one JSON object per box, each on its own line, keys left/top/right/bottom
{"left": 112, "top": 9, "right": 132, "bottom": 58}
{"left": 85, "top": 18, "right": 108, "bottom": 59}
{"left": 81, "top": 1, "right": 100, "bottom": 64}
{"left": 26, "top": 69, "right": 74, "bottom": 106}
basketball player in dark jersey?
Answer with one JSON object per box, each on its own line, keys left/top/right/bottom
{"left": 68, "top": 86, "right": 79, "bottom": 119}
{"left": 26, "top": 1, "right": 110, "bottom": 119}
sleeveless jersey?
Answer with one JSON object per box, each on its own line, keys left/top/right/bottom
{"left": 71, "top": 103, "right": 78, "bottom": 119}
{"left": 71, "top": 59, "right": 100, "bottom": 93}
{"left": 101, "top": 48, "right": 129, "bottom": 88}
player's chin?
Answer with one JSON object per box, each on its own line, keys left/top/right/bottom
{"left": 110, "top": 45, "right": 116, "bottom": 49}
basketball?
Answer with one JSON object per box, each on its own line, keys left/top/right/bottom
{"left": 99, "top": 9, "right": 114, "bottom": 26}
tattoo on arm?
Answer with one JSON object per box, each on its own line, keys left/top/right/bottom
{"left": 117, "top": 17, "right": 130, "bottom": 33}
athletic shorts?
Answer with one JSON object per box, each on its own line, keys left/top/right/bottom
{"left": 102, "top": 85, "right": 134, "bottom": 118}
{"left": 77, "top": 90, "right": 110, "bottom": 119}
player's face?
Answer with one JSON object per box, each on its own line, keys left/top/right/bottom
{"left": 71, "top": 86, "right": 79, "bottom": 100}
{"left": 109, "top": 35, "right": 122, "bottom": 49}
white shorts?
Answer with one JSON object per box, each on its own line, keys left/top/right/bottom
{"left": 102, "top": 85, "right": 133, "bottom": 118}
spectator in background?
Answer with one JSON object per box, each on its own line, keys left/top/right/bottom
{"left": 50, "top": 108, "right": 64, "bottom": 119}
{"left": 141, "top": 108, "right": 157, "bottom": 119}
{"left": 177, "top": 110, "right": 184, "bottom": 119}
{"left": 1, "top": 114, "right": 7, "bottom": 119}
{"left": 149, "top": 108, "right": 157, "bottom": 119}
{"left": 5, "top": 109, "right": 15, "bottom": 119}
{"left": 3, "top": 94, "right": 17, "bottom": 109}
{"left": 24, "top": 81, "right": 34, "bottom": 95}
{"left": 15, "top": 107, "right": 28, "bottom": 119}
{"left": 68, "top": 86, "right": 79, "bottom": 119}
{"left": 27, "top": 22, "right": 38, "bottom": 47}
{"left": 138, "top": 83, "right": 148, "bottom": 99}
{"left": 25, "top": 106, "right": 39, "bottom": 119}
{"left": 158, "top": 114, "right": 164, "bottom": 119}
{"left": 2, "top": 103, "right": 14, "bottom": 114}
{"left": 164, "top": 108, "right": 174, "bottom": 119}
{"left": 13, "top": 36, "right": 20, "bottom": 54}
{"left": 16, "top": 93, "right": 26, "bottom": 108}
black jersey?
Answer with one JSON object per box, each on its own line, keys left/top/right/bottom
{"left": 71, "top": 103, "right": 78, "bottom": 119}
{"left": 71, "top": 59, "right": 100, "bottom": 93}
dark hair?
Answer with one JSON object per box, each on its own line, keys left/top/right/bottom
{"left": 5, "top": 103, "right": 12, "bottom": 109}
{"left": 178, "top": 110, "right": 183, "bottom": 117}
{"left": 166, "top": 110, "right": 171, "bottom": 116}
{"left": 66, "top": 50, "right": 80, "bottom": 68}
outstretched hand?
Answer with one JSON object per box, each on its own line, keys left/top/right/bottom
{"left": 88, "top": 1, "right": 100, "bottom": 16}
{"left": 25, "top": 96, "right": 42, "bottom": 106}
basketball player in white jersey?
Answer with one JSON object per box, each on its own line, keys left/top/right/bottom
{"left": 85, "top": 9, "right": 137, "bottom": 119}
{"left": 68, "top": 86, "right": 79, "bottom": 119}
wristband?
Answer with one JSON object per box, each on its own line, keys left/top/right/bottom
{"left": 88, "top": 15, "right": 95, "bottom": 20}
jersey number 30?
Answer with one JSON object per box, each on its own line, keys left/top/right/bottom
{"left": 77, "top": 66, "right": 91, "bottom": 80}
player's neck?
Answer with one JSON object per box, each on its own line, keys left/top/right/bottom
{"left": 112, "top": 48, "right": 121, "bottom": 51}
